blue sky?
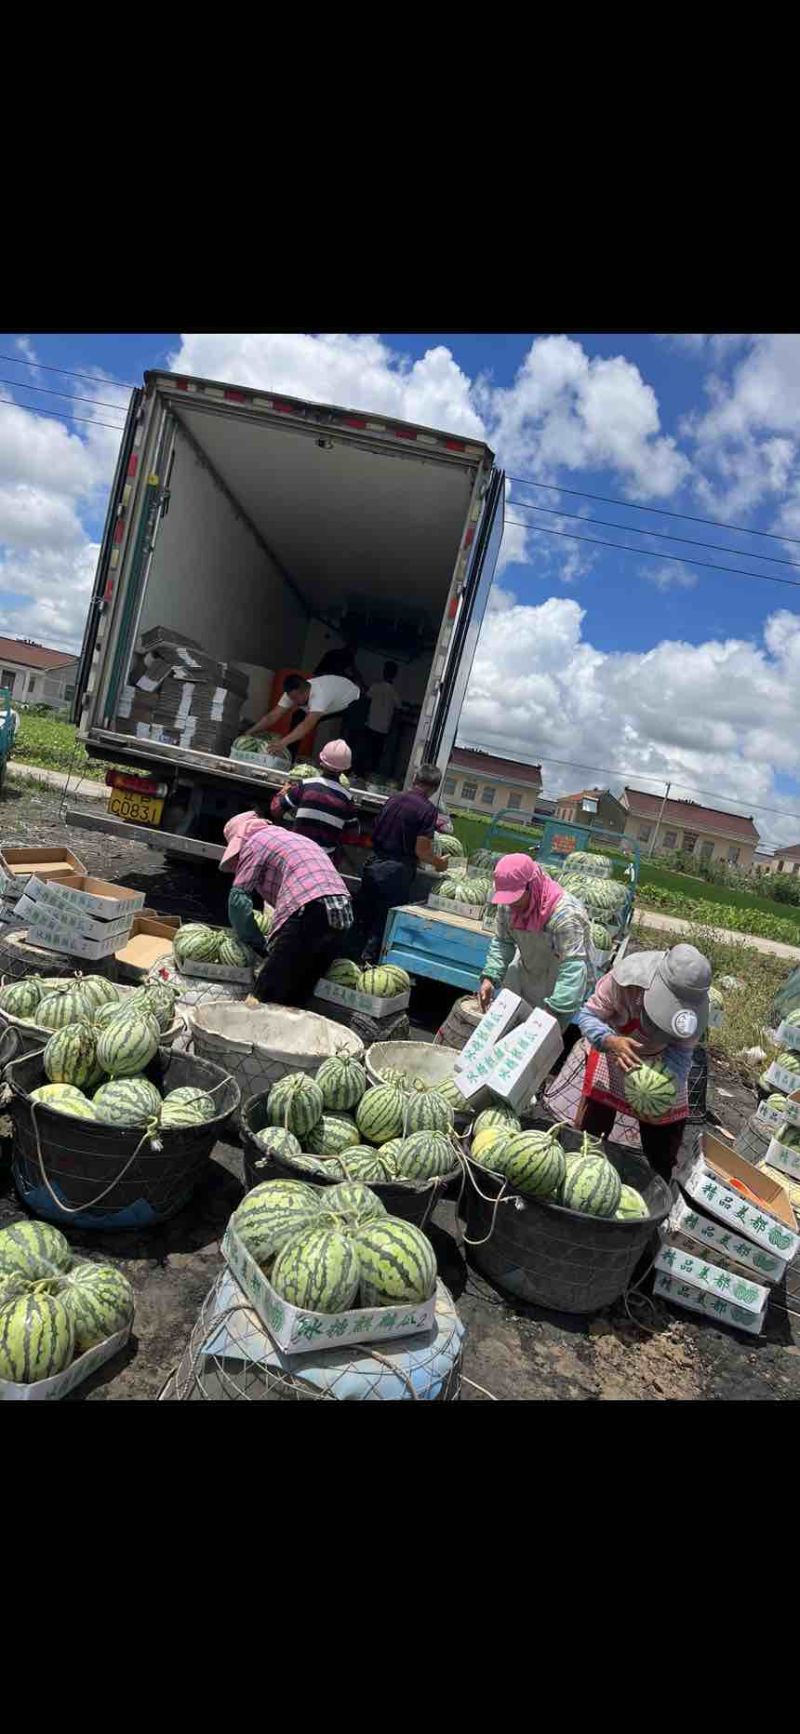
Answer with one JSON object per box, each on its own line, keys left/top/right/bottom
{"left": 1, "top": 330, "right": 799, "bottom": 845}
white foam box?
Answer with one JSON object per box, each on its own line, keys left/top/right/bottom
{"left": 453, "top": 989, "right": 525, "bottom": 1076}
{"left": 221, "top": 1223, "right": 435, "bottom": 1357}
{"left": 765, "top": 1133, "right": 800, "bottom": 1183}
{"left": 763, "top": 1057, "right": 800, "bottom": 1095}
{"left": 179, "top": 955, "right": 254, "bottom": 985}
{"left": 668, "top": 1192, "right": 789, "bottom": 1285}
{"left": 653, "top": 1270, "right": 765, "bottom": 1336}
{"left": 427, "top": 894, "right": 485, "bottom": 921}
{"left": 0, "top": 845, "right": 86, "bottom": 897}
{"left": 14, "top": 894, "right": 134, "bottom": 942}
{"left": 484, "top": 1007, "right": 563, "bottom": 1114}
{"left": 19, "top": 873, "right": 146, "bottom": 922}
{"left": 756, "top": 1097, "right": 791, "bottom": 1134}
{"left": 21, "top": 921, "right": 131, "bottom": 962}
{"left": 776, "top": 1019, "right": 800, "bottom": 1052}
{"left": 0, "top": 1325, "right": 131, "bottom": 1402}
{"left": 782, "top": 1090, "right": 800, "bottom": 1130}
{"left": 676, "top": 1130, "right": 800, "bottom": 1264}
{"left": 312, "top": 978, "right": 410, "bottom": 1018}
{"left": 655, "top": 1238, "right": 770, "bottom": 1323}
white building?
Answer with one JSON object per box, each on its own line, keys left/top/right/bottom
{"left": 0, "top": 638, "right": 78, "bottom": 710}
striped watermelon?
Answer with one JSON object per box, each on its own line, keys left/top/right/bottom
{"left": 0, "top": 1288, "right": 75, "bottom": 1384}
{"left": 162, "top": 1086, "right": 216, "bottom": 1122}
{"left": 217, "top": 934, "right": 251, "bottom": 968}
{"left": 437, "top": 834, "right": 464, "bottom": 858}
{"left": 503, "top": 1129, "right": 566, "bottom": 1199}
{"left": 96, "top": 1012, "right": 159, "bottom": 1079}
{"left": 158, "top": 1098, "right": 210, "bottom": 1130}
{"left": 234, "top": 1179, "right": 322, "bottom": 1264}
{"left": 392, "top": 1130, "right": 455, "bottom": 1181}
{"left": 355, "top": 1216, "right": 437, "bottom": 1306}
{"left": 0, "top": 1272, "right": 29, "bottom": 1306}
{"left": 30, "top": 1082, "right": 85, "bottom": 1105}
{"left": 473, "top": 1106, "right": 521, "bottom": 1136}
{"left": 93, "top": 999, "right": 132, "bottom": 1031}
{"left": 37, "top": 983, "right": 94, "bottom": 1030}
{"left": 93, "top": 1077, "right": 163, "bottom": 1126}
{"left": 43, "top": 1021, "right": 98, "bottom": 1089}
{"left": 130, "top": 981, "right": 178, "bottom": 1031}
{"left": 254, "top": 907, "right": 273, "bottom": 937}
{"left": 0, "top": 1220, "right": 71, "bottom": 1280}
{"left": 777, "top": 1050, "right": 800, "bottom": 1072}
{"left": 337, "top": 1149, "right": 395, "bottom": 1183}
{"left": 304, "top": 1114, "right": 361, "bottom": 1157}
{"left": 400, "top": 1088, "right": 453, "bottom": 1135}
{"left": 267, "top": 1072, "right": 324, "bottom": 1137}
{"left": 58, "top": 1262, "right": 134, "bottom": 1350}
{"left": 624, "top": 1061, "right": 678, "bottom": 1120}
{"left": 324, "top": 1181, "right": 387, "bottom": 1225}
{"left": 78, "top": 975, "right": 122, "bottom": 1011}
{"left": 359, "top": 967, "right": 396, "bottom": 999}
{"left": 0, "top": 977, "right": 43, "bottom": 1017}
{"left": 355, "top": 1084, "right": 405, "bottom": 1145}
{"left": 255, "top": 1125, "right": 303, "bottom": 1163}
{"left": 316, "top": 1054, "right": 368, "bottom": 1112}
{"left": 380, "top": 965, "right": 411, "bottom": 993}
{"left": 270, "top": 1224, "right": 361, "bottom": 1313}
{"left": 432, "top": 1074, "right": 471, "bottom": 1115}
{"left": 324, "top": 958, "right": 362, "bottom": 989}
{"left": 378, "top": 1065, "right": 412, "bottom": 1092}
{"left": 615, "top": 1184, "right": 649, "bottom": 1221}
{"left": 561, "top": 1153, "right": 622, "bottom": 1218}
{"left": 173, "top": 924, "right": 218, "bottom": 965}
{"left": 30, "top": 1085, "right": 98, "bottom": 1120}
{"left": 471, "top": 1127, "right": 514, "bottom": 1170}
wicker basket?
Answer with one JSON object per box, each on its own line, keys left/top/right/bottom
{"left": 6, "top": 1047, "right": 240, "bottom": 1230}
{"left": 190, "top": 1004, "right": 364, "bottom": 1115}
{"left": 240, "top": 1090, "right": 461, "bottom": 1227}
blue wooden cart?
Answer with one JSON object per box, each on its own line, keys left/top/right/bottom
{"left": 0, "top": 688, "right": 18, "bottom": 792}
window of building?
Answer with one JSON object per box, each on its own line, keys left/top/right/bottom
{"left": 1, "top": 669, "right": 15, "bottom": 691}
{"left": 778, "top": 860, "right": 785, "bottom": 872}
{"left": 699, "top": 841, "right": 714, "bottom": 861}
{"left": 443, "top": 778, "right": 456, "bottom": 797}
{"left": 64, "top": 685, "right": 75, "bottom": 702}
{"left": 507, "top": 792, "right": 522, "bottom": 811}
{"left": 663, "top": 830, "right": 677, "bottom": 850}
{"left": 727, "top": 846, "right": 740, "bottom": 865}
{"left": 481, "top": 787, "right": 495, "bottom": 805}
{"left": 637, "top": 824, "right": 651, "bottom": 843}
{"left": 794, "top": 862, "right": 800, "bottom": 876}
{"left": 460, "top": 781, "right": 477, "bottom": 801}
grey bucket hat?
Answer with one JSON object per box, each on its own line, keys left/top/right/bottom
{"left": 613, "top": 944, "right": 711, "bottom": 1041}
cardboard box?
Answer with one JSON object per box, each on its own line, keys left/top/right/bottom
{"left": 667, "top": 1193, "right": 788, "bottom": 1283}
{"left": 776, "top": 1019, "right": 800, "bottom": 1052}
{"left": 16, "top": 896, "right": 134, "bottom": 942}
{"left": 655, "top": 1239, "right": 769, "bottom": 1321}
{"left": 0, "top": 845, "right": 86, "bottom": 897}
{"left": 764, "top": 1057, "right": 800, "bottom": 1095}
{"left": 0, "top": 1325, "right": 131, "bottom": 1402}
{"left": 484, "top": 1007, "right": 563, "bottom": 1113}
{"left": 21, "top": 874, "right": 146, "bottom": 922}
{"left": 114, "top": 917, "right": 180, "bottom": 978}
{"left": 653, "top": 1270, "right": 765, "bottom": 1336}
{"left": 783, "top": 1091, "right": 800, "bottom": 1131}
{"left": 22, "top": 920, "right": 132, "bottom": 962}
{"left": 179, "top": 955, "right": 254, "bottom": 985}
{"left": 427, "top": 893, "right": 485, "bottom": 921}
{"left": 756, "top": 1097, "right": 791, "bottom": 1134}
{"left": 676, "top": 1130, "right": 800, "bottom": 1263}
{"left": 313, "top": 978, "right": 410, "bottom": 1018}
{"left": 454, "top": 988, "right": 525, "bottom": 1076}
{"left": 765, "top": 1134, "right": 800, "bottom": 1183}
{"left": 221, "top": 1223, "right": 436, "bottom": 1357}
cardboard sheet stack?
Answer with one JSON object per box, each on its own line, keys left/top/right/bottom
{"left": 13, "top": 874, "right": 146, "bottom": 963}
{"left": 115, "top": 625, "right": 249, "bottom": 755}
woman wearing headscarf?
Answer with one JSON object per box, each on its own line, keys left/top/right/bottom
{"left": 479, "top": 854, "right": 593, "bottom": 1028}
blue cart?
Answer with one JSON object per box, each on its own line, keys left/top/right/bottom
{"left": 0, "top": 688, "right": 18, "bottom": 791}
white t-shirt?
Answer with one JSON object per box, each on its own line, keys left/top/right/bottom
{"left": 278, "top": 675, "right": 360, "bottom": 718}
{"left": 366, "top": 680, "right": 400, "bottom": 735}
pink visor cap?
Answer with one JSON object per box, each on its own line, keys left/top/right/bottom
{"left": 491, "top": 854, "right": 534, "bottom": 904}
{"left": 220, "top": 810, "right": 269, "bottom": 871}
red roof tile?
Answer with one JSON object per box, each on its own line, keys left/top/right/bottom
{"left": 774, "top": 842, "right": 800, "bottom": 860}
{"left": 450, "top": 747, "right": 542, "bottom": 786}
{"left": 0, "top": 636, "right": 77, "bottom": 671}
{"left": 622, "top": 786, "right": 759, "bottom": 843}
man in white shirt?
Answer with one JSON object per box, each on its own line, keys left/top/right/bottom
{"left": 363, "top": 661, "right": 400, "bottom": 774}
{"left": 245, "top": 672, "right": 360, "bottom": 760}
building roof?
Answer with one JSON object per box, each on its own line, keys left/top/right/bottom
{"left": 556, "top": 786, "right": 606, "bottom": 804}
{"left": 450, "top": 747, "right": 542, "bottom": 786}
{"left": 622, "top": 786, "right": 759, "bottom": 843}
{"left": 0, "top": 636, "right": 77, "bottom": 672}
{"left": 774, "top": 842, "right": 800, "bottom": 860}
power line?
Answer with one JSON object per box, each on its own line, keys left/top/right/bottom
{"left": 503, "top": 515, "right": 800, "bottom": 591}
{"left": 0, "top": 351, "right": 137, "bottom": 392}
{"left": 0, "top": 399, "right": 126, "bottom": 433}
{"left": 0, "top": 377, "right": 132, "bottom": 415}
{"left": 509, "top": 493, "right": 800, "bottom": 573}
{"left": 508, "top": 472, "right": 800, "bottom": 548}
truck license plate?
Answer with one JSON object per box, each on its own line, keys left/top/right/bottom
{"left": 108, "top": 788, "right": 165, "bottom": 827}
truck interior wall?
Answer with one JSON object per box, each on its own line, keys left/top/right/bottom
{"left": 300, "top": 621, "right": 433, "bottom": 704}
{"left": 139, "top": 425, "right": 308, "bottom": 668}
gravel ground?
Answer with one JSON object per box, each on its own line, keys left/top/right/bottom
{"left": 2, "top": 776, "right": 799, "bottom": 1403}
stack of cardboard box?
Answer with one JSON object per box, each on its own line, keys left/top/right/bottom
{"left": 115, "top": 625, "right": 248, "bottom": 755}
{"left": 13, "top": 875, "right": 146, "bottom": 962}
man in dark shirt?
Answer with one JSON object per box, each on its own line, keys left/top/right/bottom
{"left": 356, "top": 762, "right": 449, "bottom": 963}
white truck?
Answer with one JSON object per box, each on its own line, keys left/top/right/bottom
{"left": 68, "top": 368, "right": 504, "bottom": 866}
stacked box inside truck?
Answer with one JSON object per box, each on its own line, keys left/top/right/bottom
{"left": 115, "top": 626, "right": 248, "bottom": 755}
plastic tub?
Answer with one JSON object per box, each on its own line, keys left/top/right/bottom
{"left": 463, "top": 1124, "right": 671, "bottom": 1314}
{"left": 6, "top": 1047, "right": 240, "bottom": 1231}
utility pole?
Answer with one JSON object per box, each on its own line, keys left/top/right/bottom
{"left": 649, "top": 781, "right": 671, "bottom": 858}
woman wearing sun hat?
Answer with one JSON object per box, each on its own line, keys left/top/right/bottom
{"left": 479, "top": 854, "right": 593, "bottom": 1026}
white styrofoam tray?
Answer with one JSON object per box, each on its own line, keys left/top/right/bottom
{"left": 313, "top": 978, "right": 410, "bottom": 1018}
{"left": 0, "top": 1325, "right": 131, "bottom": 1401}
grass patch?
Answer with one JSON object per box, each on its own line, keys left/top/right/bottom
{"left": 636, "top": 920, "right": 787, "bottom": 1085}
{"left": 636, "top": 883, "right": 800, "bottom": 945}
{"left": 11, "top": 711, "right": 137, "bottom": 784}
{"left": 637, "top": 860, "right": 795, "bottom": 918}
{"left": 450, "top": 809, "right": 543, "bottom": 857}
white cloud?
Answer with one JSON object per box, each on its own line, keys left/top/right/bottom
{"left": 641, "top": 560, "right": 698, "bottom": 593}
{"left": 458, "top": 591, "right": 800, "bottom": 847}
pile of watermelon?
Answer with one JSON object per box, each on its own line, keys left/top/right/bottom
{"left": 257, "top": 1066, "right": 461, "bottom": 1188}
{"left": 437, "top": 834, "right": 465, "bottom": 861}
{"left": 323, "top": 959, "right": 410, "bottom": 999}
{"left": 0, "top": 1219, "right": 135, "bottom": 1386}
{"left": 173, "top": 923, "right": 253, "bottom": 970}
{"left": 231, "top": 1177, "right": 437, "bottom": 1314}
{"left": 470, "top": 1121, "right": 649, "bottom": 1221}
{"left": 560, "top": 871, "right": 628, "bottom": 923}
{"left": 434, "top": 874, "right": 493, "bottom": 907}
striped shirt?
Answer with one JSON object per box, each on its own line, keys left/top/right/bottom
{"left": 233, "top": 827, "right": 352, "bottom": 937}
{"left": 271, "top": 775, "right": 359, "bottom": 855}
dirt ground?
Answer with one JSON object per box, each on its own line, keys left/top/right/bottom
{"left": 2, "top": 775, "right": 799, "bottom": 1403}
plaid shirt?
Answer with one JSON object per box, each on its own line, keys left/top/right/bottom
{"left": 233, "top": 826, "right": 352, "bottom": 937}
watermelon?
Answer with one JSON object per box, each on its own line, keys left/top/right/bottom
{"left": 233, "top": 1179, "right": 322, "bottom": 1264}
{"left": 316, "top": 1054, "right": 368, "bottom": 1112}
{"left": 30, "top": 1082, "right": 86, "bottom": 1105}
{"left": 434, "top": 1074, "right": 471, "bottom": 1115}
{"left": 765, "top": 1094, "right": 788, "bottom": 1113}
{"left": 784, "top": 1009, "right": 800, "bottom": 1028}
{"left": 162, "top": 1085, "right": 216, "bottom": 1122}
{"left": 0, "top": 1272, "right": 29, "bottom": 1306}
{"left": 130, "top": 981, "right": 178, "bottom": 1031}
{"left": 336, "top": 1150, "right": 395, "bottom": 1184}
{"left": 354, "top": 1216, "right": 437, "bottom": 1306}
{"left": 96, "top": 1011, "right": 159, "bottom": 1079}
{"left": 78, "top": 975, "right": 122, "bottom": 1012}
{"left": 58, "top": 1262, "right": 134, "bottom": 1351}
{"left": 0, "top": 977, "right": 43, "bottom": 1017}
{"left": 30, "top": 1085, "right": 98, "bottom": 1120}
{"left": 37, "top": 983, "right": 94, "bottom": 1031}
{"left": 378, "top": 1065, "right": 412, "bottom": 1092}
{"left": 93, "top": 1077, "right": 163, "bottom": 1126}
{"left": 292, "top": 763, "right": 316, "bottom": 780}
{"left": 503, "top": 1128, "right": 566, "bottom": 1199}
{"left": 93, "top": 999, "right": 133, "bottom": 1031}
{"left": 590, "top": 922, "right": 611, "bottom": 952}
{"left": 624, "top": 1061, "right": 678, "bottom": 1121}
{"left": 254, "top": 907, "right": 274, "bottom": 937}
{"left": 254, "top": 1125, "right": 303, "bottom": 1163}
{"left": 380, "top": 965, "right": 411, "bottom": 993}
{"left": 0, "top": 1220, "right": 71, "bottom": 1280}
{"left": 437, "top": 834, "right": 464, "bottom": 858}
{"left": 778, "top": 1124, "right": 800, "bottom": 1150}
{"left": 267, "top": 1072, "right": 324, "bottom": 1138}
{"left": 270, "top": 1224, "right": 361, "bottom": 1313}
{"left": 158, "top": 1098, "right": 210, "bottom": 1130}
{"left": 777, "top": 1051, "right": 800, "bottom": 1073}
{"left": 400, "top": 1089, "right": 453, "bottom": 1136}
{"left": 323, "top": 1181, "right": 387, "bottom": 1226}
{"left": 615, "top": 1184, "right": 649, "bottom": 1221}
{"left": 708, "top": 985, "right": 724, "bottom": 1010}
{"left": 43, "top": 1020, "right": 98, "bottom": 1089}
{"left": 561, "top": 1153, "right": 622, "bottom": 1217}
{"left": 324, "top": 958, "right": 362, "bottom": 989}
{"left": 217, "top": 934, "right": 251, "bottom": 968}
{"left": 359, "top": 967, "right": 396, "bottom": 999}
{"left": 473, "top": 1106, "right": 521, "bottom": 1136}
{"left": 0, "top": 1288, "right": 75, "bottom": 1384}
{"left": 392, "top": 1130, "right": 455, "bottom": 1181}
{"left": 173, "top": 924, "right": 219, "bottom": 965}
{"left": 471, "top": 1127, "right": 514, "bottom": 1171}
{"left": 355, "top": 1084, "right": 405, "bottom": 1145}
{"left": 435, "top": 879, "right": 459, "bottom": 901}
{"left": 304, "top": 1114, "right": 361, "bottom": 1157}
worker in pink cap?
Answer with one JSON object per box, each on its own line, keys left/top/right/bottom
{"left": 269, "top": 739, "right": 360, "bottom": 861}
{"left": 479, "top": 854, "right": 593, "bottom": 1027}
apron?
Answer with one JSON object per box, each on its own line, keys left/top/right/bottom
{"left": 502, "top": 893, "right": 595, "bottom": 1021}
{"left": 582, "top": 1017, "right": 688, "bottom": 1126}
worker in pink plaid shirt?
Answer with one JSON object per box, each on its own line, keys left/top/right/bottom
{"left": 222, "top": 812, "right": 353, "bottom": 1006}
